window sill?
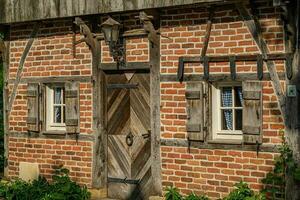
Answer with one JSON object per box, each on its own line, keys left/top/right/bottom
{"left": 207, "top": 139, "right": 242, "bottom": 145}
{"left": 42, "top": 131, "right": 66, "bottom": 136}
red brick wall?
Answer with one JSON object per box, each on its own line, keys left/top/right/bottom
{"left": 8, "top": 137, "right": 93, "bottom": 187}
{"left": 8, "top": 20, "right": 94, "bottom": 186}
{"left": 161, "top": 147, "right": 276, "bottom": 199}
{"left": 159, "top": 1, "right": 284, "bottom": 199}
{"left": 9, "top": 20, "right": 93, "bottom": 134}
{"left": 7, "top": 1, "right": 285, "bottom": 198}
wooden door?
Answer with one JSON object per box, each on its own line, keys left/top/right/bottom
{"left": 106, "top": 73, "right": 153, "bottom": 200}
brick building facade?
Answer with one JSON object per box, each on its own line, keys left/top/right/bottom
{"left": 1, "top": 0, "right": 299, "bottom": 199}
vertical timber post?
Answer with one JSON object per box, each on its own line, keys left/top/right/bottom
{"left": 142, "top": 10, "right": 163, "bottom": 196}
{"left": 279, "top": 0, "right": 300, "bottom": 199}
{"left": 73, "top": 17, "right": 107, "bottom": 195}
{"left": 0, "top": 26, "right": 10, "bottom": 177}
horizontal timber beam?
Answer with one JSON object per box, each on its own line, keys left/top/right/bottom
{"left": 180, "top": 53, "right": 291, "bottom": 63}
{"left": 161, "top": 138, "right": 279, "bottom": 153}
{"left": 100, "top": 62, "right": 150, "bottom": 71}
{"left": 107, "top": 83, "right": 139, "bottom": 89}
{"left": 0, "top": 0, "right": 235, "bottom": 24}
{"left": 9, "top": 132, "right": 95, "bottom": 141}
{"left": 161, "top": 72, "right": 286, "bottom": 82}
{"left": 8, "top": 76, "right": 92, "bottom": 84}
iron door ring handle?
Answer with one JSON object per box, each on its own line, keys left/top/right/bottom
{"left": 126, "top": 133, "right": 134, "bottom": 146}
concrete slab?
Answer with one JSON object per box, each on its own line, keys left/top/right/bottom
{"left": 18, "top": 162, "right": 39, "bottom": 182}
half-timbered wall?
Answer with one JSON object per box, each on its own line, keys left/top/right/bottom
{"left": 7, "top": 14, "right": 150, "bottom": 189}
{"left": 159, "top": 1, "right": 285, "bottom": 199}
{"left": 6, "top": 0, "right": 287, "bottom": 199}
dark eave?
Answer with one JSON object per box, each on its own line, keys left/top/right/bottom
{"left": 0, "top": 0, "right": 236, "bottom": 24}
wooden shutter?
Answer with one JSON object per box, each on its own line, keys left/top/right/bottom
{"left": 185, "top": 82, "right": 205, "bottom": 141}
{"left": 39, "top": 84, "right": 46, "bottom": 131}
{"left": 65, "top": 82, "right": 80, "bottom": 133}
{"left": 27, "top": 83, "right": 40, "bottom": 132}
{"left": 242, "top": 81, "right": 263, "bottom": 144}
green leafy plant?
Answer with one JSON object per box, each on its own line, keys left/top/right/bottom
{"left": 0, "top": 46, "right": 4, "bottom": 172}
{"left": 222, "top": 182, "right": 265, "bottom": 200}
{"left": 0, "top": 165, "right": 91, "bottom": 200}
{"left": 261, "top": 131, "right": 300, "bottom": 199}
{"left": 165, "top": 186, "right": 183, "bottom": 200}
{"left": 185, "top": 192, "right": 209, "bottom": 200}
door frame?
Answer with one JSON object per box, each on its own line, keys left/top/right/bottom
{"left": 92, "top": 65, "right": 162, "bottom": 198}
{"left": 92, "top": 11, "right": 162, "bottom": 197}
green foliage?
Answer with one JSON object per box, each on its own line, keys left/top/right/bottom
{"left": 185, "top": 192, "right": 209, "bottom": 200}
{"left": 164, "top": 182, "right": 264, "bottom": 200}
{"left": 0, "top": 31, "right": 4, "bottom": 172}
{"left": 165, "top": 186, "right": 183, "bottom": 200}
{"left": 222, "top": 182, "right": 265, "bottom": 200}
{"left": 261, "top": 131, "right": 300, "bottom": 199}
{"left": 165, "top": 187, "right": 209, "bottom": 200}
{"left": 0, "top": 166, "right": 91, "bottom": 200}
{"left": 0, "top": 61, "right": 4, "bottom": 172}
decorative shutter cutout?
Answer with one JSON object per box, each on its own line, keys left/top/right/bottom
{"left": 185, "top": 82, "right": 205, "bottom": 141}
{"left": 27, "top": 83, "right": 40, "bottom": 132}
{"left": 65, "top": 82, "right": 80, "bottom": 133}
{"left": 242, "top": 81, "right": 262, "bottom": 144}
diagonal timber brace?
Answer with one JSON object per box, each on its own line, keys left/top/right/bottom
{"left": 178, "top": 7, "right": 215, "bottom": 82}
{"left": 73, "top": 17, "right": 101, "bottom": 70}
{"left": 236, "top": 4, "right": 286, "bottom": 117}
{"left": 7, "top": 23, "right": 40, "bottom": 115}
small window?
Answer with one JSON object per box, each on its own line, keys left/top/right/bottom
{"left": 212, "top": 83, "right": 243, "bottom": 140}
{"left": 46, "top": 84, "right": 66, "bottom": 131}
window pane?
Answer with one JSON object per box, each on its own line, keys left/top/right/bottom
{"left": 54, "top": 88, "right": 62, "bottom": 104}
{"left": 234, "top": 86, "right": 243, "bottom": 107}
{"left": 221, "top": 109, "right": 233, "bottom": 130}
{"left": 54, "top": 106, "right": 61, "bottom": 123}
{"left": 235, "top": 109, "right": 243, "bottom": 130}
{"left": 221, "top": 87, "right": 232, "bottom": 107}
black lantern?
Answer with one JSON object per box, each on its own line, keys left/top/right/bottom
{"left": 100, "top": 17, "right": 125, "bottom": 67}
{"left": 100, "top": 17, "right": 121, "bottom": 45}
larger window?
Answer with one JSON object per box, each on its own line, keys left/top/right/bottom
{"left": 46, "top": 84, "right": 66, "bottom": 131}
{"left": 212, "top": 83, "right": 243, "bottom": 140}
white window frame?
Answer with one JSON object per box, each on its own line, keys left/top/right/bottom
{"left": 46, "top": 84, "right": 66, "bottom": 131}
{"left": 212, "top": 82, "right": 243, "bottom": 141}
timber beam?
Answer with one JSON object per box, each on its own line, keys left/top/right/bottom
{"left": 179, "top": 53, "right": 291, "bottom": 63}
{"left": 178, "top": 6, "right": 215, "bottom": 82}
{"left": 99, "top": 62, "right": 150, "bottom": 71}
{"left": 236, "top": 4, "right": 286, "bottom": 116}
{"left": 162, "top": 72, "right": 286, "bottom": 82}
{"left": 7, "top": 23, "right": 40, "bottom": 115}
{"left": 138, "top": 11, "right": 162, "bottom": 196}
{"left": 177, "top": 53, "right": 291, "bottom": 82}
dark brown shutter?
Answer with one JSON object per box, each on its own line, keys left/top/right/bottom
{"left": 185, "top": 82, "right": 205, "bottom": 141}
{"left": 65, "top": 82, "right": 80, "bottom": 133}
{"left": 242, "top": 81, "right": 263, "bottom": 144}
{"left": 27, "top": 83, "right": 40, "bottom": 132}
{"left": 39, "top": 84, "right": 46, "bottom": 131}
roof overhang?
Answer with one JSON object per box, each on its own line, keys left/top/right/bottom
{"left": 0, "top": 0, "right": 235, "bottom": 24}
